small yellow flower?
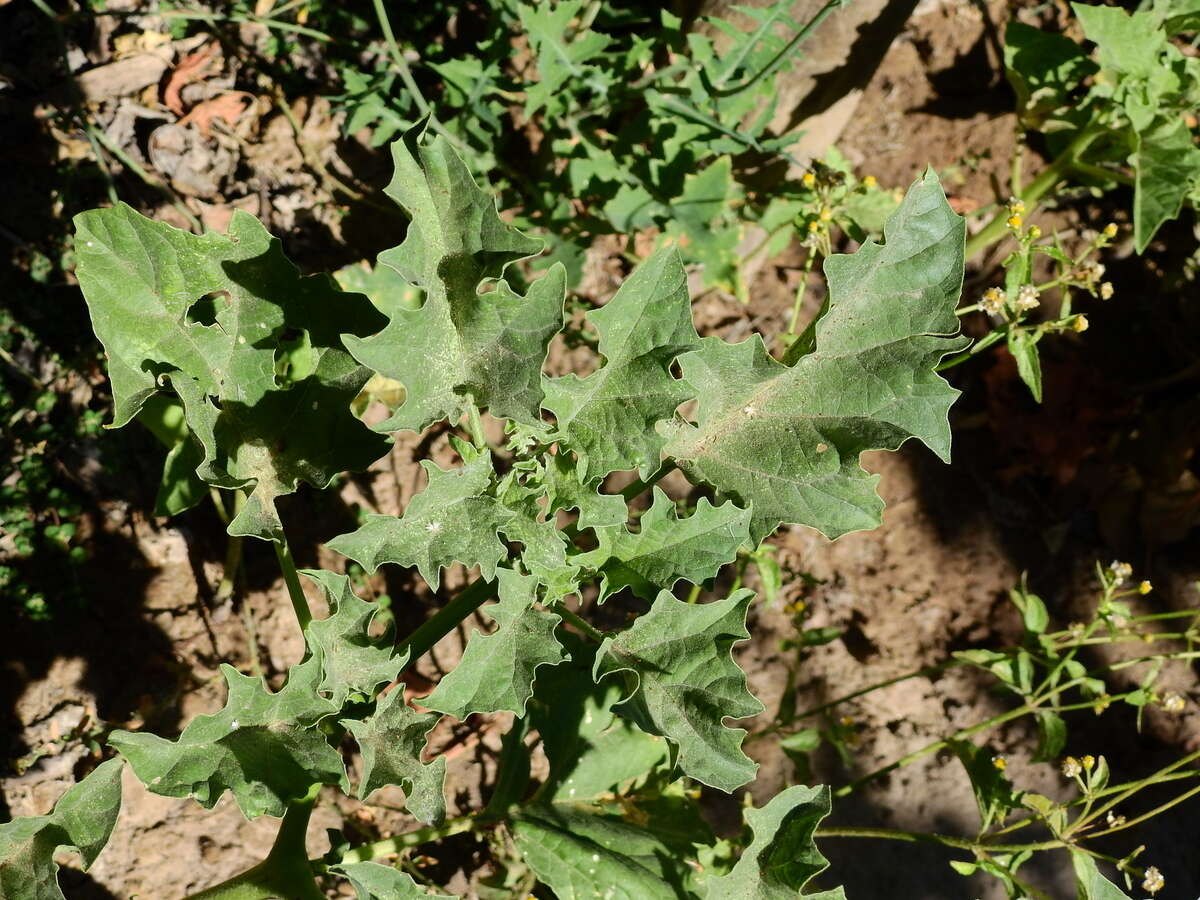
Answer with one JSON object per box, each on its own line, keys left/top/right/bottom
{"left": 1062, "top": 756, "right": 1082, "bottom": 778}
{"left": 1138, "top": 579, "right": 1152, "bottom": 594}
{"left": 1027, "top": 224, "right": 1042, "bottom": 240}
{"left": 1008, "top": 197, "right": 1026, "bottom": 215}
{"left": 1102, "top": 222, "right": 1118, "bottom": 239}
{"left": 1099, "top": 281, "right": 1114, "bottom": 300}
{"left": 808, "top": 220, "right": 820, "bottom": 233}
{"left": 1162, "top": 692, "right": 1186, "bottom": 713}
{"left": 1082, "top": 754, "right": 1095, "bottom": 771}
{"left": 1007, "top": 214, "right": 1023, "bottom": 229}
{"left": 840, "top": 715, "right": 855, "bottom": 727}
{"left": 1142, "top": 865, "right": 1165, "bottom": 895}
{"left": 981, "top": 287, "right": 1007, "bottom": 315}
{"left": 992, "top": 755, "right": 1007, "bottom": 771}
{"left": 1094, "top": 694, "right": 1112, "bottom": 714}
{"left": 802, "top": 171, "right": 816, "bottom": 188}
{"left": 1072, "top": 315, "right": 1089, "bottom": 332}
{"left": 819, "top": 207, "right": 833, "bottom": 222}
{"left": 862, "top": 175, "right": 877, "bottom": 188}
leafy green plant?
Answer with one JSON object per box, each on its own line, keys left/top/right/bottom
{"left": 1, "top": 126, "right": 969, "bottom": 897}
{"left": 338, "top": 0, "right": 851, "bottom": 294}
{"left": 776, "top": 562, "right": 1199, "bottom": 899}
{"left": 919, "top": 2, "right": 1200, "bottom": 400}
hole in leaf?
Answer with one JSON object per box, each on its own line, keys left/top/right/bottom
{"left": 273, "top": 328, "right": 315, "bottom": 388}
{"left": 186, "top": 291, "right": 230, "bottom": 327}
{"left": 669, "top": 359, "right": 683, "bottom": 379}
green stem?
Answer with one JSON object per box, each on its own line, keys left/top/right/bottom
{"left": 619, "top": 462, "right": 678, "bottom": 502}
{"left": 711, "top": 0, "right": 850, "bottom": 97}
{"left": 834, "top": 703, "right": 1033, "bottom": 797}
{"left": 189, "top": 785, "right": 324, "bottom": 900}
{"left": 396, "top": 578, "right": 497, "bottom": 663}
{"left": 483, "top": 717, "right": 531, "bottom": 819}
{"left": 273, "top": 530, "right": 311, "bottom": 632}
{"left": 815, "top": 825, "right": 1063, "bottom": 854}
{"left": 556, "top": 604, "right": 608, "bottom": 642}
{"left": 336, "top": 816, "right": 475, "bottom": 865}
{"left": 370, "top": 0, "right": 465, "bottom": 151}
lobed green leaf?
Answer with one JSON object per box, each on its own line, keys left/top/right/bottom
{"left": 593, "top": 588, "right": 762, "bottom": 792}
{"left": 0, "top": 759, "right": 124, "bottom": 900}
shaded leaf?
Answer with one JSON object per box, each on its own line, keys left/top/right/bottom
{"left": 702, "top": 785, "right": 845, "bottom": 899}
{"left": 593, "top": 588, "right": 762, "bottom": 791}
{"left": 530, "top": 635, "right": 668, "bottom": 803}
{"left": 333, "top": 861, "right": 458, "bottom": 899}
{"left": 511, "top": 804, "right": 690, "bottom": 900}
{"left": 424, "top": 570, "right": 564, "bottom": 718}
{"left": 343, "top": 687, "right": 445, "bottom": 825}
{"left": 1132, "top": 117, "right": 1200, "bottom": 252}
{"left": 578, "top": 488, "right": 750, "bottom": 601}
{"left": 109, "top": 658, "right": 345, "bottom": 819}
{"left": 0, "top": 759, "right": 123, "bottom": 900}
{"left": 74, "top": 205, "right": 389, "bottom": 541}
{"left": 343, "top": 130, "right": 562, "bottom": 432}
{"left": 302, "top": 569, "right": 403, "bottom": 707}
{"left": 1072, "top": 852, "right": 1133, "bottom": 900}
{"left": 543, "top": 247, "right": 700, "bottom": 481}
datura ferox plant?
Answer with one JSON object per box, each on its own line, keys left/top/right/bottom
{"left": 1, "top": 125, "right": 969, "bottom": 899}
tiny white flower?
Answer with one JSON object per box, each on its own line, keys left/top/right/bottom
{"left": 425, "top": 521, "right": 443, "bottom": 534}
{"left": 1015, "top": 284, "right": 1040, "bottom": 311}
{"left": 981, "top": 287, "right": 1006, "bottom": 315}
{"left": 230, "top": 720, "right": 240, "bottom": 729}
{"left": 1061, "top": 756, "right": 1082, "bottom": 778}
{"left": 1142, "top": 865, "right": 1164, "bottom": 895}
{"left": 1162, "top": 692, "right": 1186, "bottom": 713}
{"left": 1109, "top": 560, "right": 1133, "bottom": 585}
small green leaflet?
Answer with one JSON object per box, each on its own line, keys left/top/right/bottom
{"left": 702, "top": 785, "right": 846, "bottom": 899}
{"left": 578, "top": 488, "right": 750, "bottom": 601}
{"left": 664, "top": 168, "right": 967, "bottom": 543}
{"left": 343, "top": 129, "right": 565, "bottom": 432}
{"left": 423, "top": 570, "right": 564, "bottom": 719}
{"left": 664, "top": 157, "right": 743, "bottom": 298}
{"left": 543, "top": 452, "right": 628, "bottom": 532}
{"left": 109, "top": 657, "right": 345, "bottom": 819}
{"left": 343, "top": 687, "right": 446, "bottom": 825}
{"left": 1071, "top": 853, "right": 1133, "bottom": 900}
{"left": 74, "top": 204, "right": 390, "bottom": 541}
{"left": 1132, "top": 118, "right": 1200, "bottom": 253}
{"left": 302, "top": 569, "right": 403, "bottom": 707}
{"left": 1003, "top": 22, "right": 1097, "bottom": 127}
{"left": 1072, "top": 3, "right": 1168, "bottom": 80}
{"left": 0, "top": 759, "right": 123, "bottom": 900}
{"left": 519, "top": 0, "right": 613, "bottom": 118}
{"left": 332, "top": 861, "right": 458, "bottom": 900}
{"left": 543, "top": 247, "right": 700, "bottom": 481}
{"left": 328, "top": 449, "right": 510, "bottom": 590}
{"left": 593, "top": 588, "right": 762, "bottom": 792}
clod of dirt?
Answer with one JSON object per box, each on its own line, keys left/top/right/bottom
{"left": 148, "top": 123, "right": 238, "bottom": 198}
